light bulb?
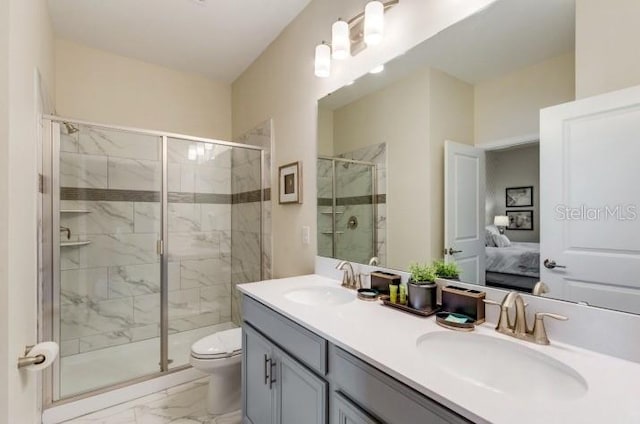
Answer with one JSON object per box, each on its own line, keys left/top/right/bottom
{"left": 364, "top": 1, "right": 384, "bottom": 46}
{"left": 314, "top": 43, "right": 331, "bottom": 78}
{"left": 331, "top": 19, "right": 350, "bottom": 60}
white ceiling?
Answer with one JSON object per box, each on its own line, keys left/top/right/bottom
{"left": 321, "top": 0, "right": 575, "bottom": 110}
{"left": 48, "top": 0, "right": 312, "bottom": 83}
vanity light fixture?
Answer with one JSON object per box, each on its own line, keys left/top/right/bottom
{"left": 332, "top": 19, "right": 350, "bottom": 60}
{"left": 313, "top": 0, "right": 399, "bottom": 78}
{"left": 364, "top": 1, "right": 385, "bottom": 46}
{"left": 314, "top": 42, "right": 331, "bottom": 78}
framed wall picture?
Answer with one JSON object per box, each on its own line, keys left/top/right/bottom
{"left": 506, "top": 210, "right": 533, "bottom": 231}
{"left": 279, "top": 161, "right": 302, "bottom": 204}
{"left": 506, "top": 186, "right": 533, "bottom": 207}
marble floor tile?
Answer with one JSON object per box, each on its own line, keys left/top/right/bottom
{"left": 61, "top": 367, "right": 241, "bottom": 423}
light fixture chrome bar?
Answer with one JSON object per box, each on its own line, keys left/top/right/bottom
{"left": 348, "top": 0, "right": 399, "bottom": 56}
{"left": 346, "top": 0, "right": 399, "bottom": 26}
{"left": 160, "top": 135, "right": 169, "bottom": 372}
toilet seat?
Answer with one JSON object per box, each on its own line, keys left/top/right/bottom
{"left": 191, "top": 327, "right": 242, "bottom": 360}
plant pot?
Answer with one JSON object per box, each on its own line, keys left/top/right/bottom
{"left": 407, "top": 281, "right": 437, "bottom": 310}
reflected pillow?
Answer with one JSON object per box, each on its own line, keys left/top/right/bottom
{"left": 492, "top": 233, "right": 511, "bottom": 248}
{"left": 485, "top": 225, "right": 500, "bottom": 247}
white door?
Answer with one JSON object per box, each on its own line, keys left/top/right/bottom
{"left": 540, "top": 85, "right": 640, "bottom": 313}
{"left": 444, "top": 140, "right": 486, "bottom": 285}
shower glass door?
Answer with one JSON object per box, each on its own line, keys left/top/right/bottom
{"left": 166, "top": 138, "right": 233, "bottom": 369}
{"left": 55, "top": 122, "right": 162, "bottom": 399}
{"left": 44, "top": 117, "right": 264, "bottom": 405}
{"left": 333, "top": 159, "right": 376, "bottom": 264}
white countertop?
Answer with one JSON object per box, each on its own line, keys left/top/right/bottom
{"left": 238, "top": 274, "right": 640, "bottom": 424}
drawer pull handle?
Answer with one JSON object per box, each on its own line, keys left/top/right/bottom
{"left": 269, "top": 360, "right": 277, "bottom": 389}
{"left": 264, "top": 355, "right": 270, "bottom": 385}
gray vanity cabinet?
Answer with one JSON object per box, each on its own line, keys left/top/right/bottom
{"left": 331, "top": 392, "right": 381, "bottom": 424}
{"left": 241, "top": 295, "right": 469, "bottom": 424}
{"left": 242, "top": 322, "right": 328, "bottom": 424}
{"left": 274, "top": 346, "right": 328, "bottom": 424}
{"left": 242, "top": 324, "right": 275, "bottom": 424}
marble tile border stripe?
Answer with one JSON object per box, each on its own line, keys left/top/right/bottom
{"left": 61, "top": 187, "right": 270, "bottom": 205}
{"left": 61, "top": 187, "right": 160, "bottom": 202}
{"left": 318, "top": 194, "right": 386, "bottom": 207}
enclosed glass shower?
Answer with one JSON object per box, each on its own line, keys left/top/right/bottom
{"left": 40, "top": 117, "right": 264, "bottom": 404}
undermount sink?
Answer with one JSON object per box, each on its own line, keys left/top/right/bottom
{"left": 416, "top": 331, "right": 588, "bottom": 401}
{"left": 284, "top": 286, "right": 355, "bottom": 306}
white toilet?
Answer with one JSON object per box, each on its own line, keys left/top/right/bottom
{"left": 189, "top": 327, "right": 243, "bottom": 415}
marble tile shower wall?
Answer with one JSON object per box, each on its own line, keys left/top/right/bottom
{"left": 317, "top": 143, "right": 387, "bottom": 265}
{"left": 58, "top": 125, "right": 233, "bottom": 357}
{"left": 231, "top": 120, "right": 273, "bottom": 325}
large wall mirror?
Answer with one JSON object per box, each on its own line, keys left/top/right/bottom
{"left": 317, "top": 0, "right": 640, "bottom": 315}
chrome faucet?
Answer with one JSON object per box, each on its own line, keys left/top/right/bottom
{"left": 336, "top": 261, "right": 361, "bottom": 290}
{"left": 484, "top": 291, "right": 568, "bottom": 345}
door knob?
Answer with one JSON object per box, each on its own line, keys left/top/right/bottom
{"left": 446, "top": 248, "right": 463, "bottom": 255}
{"left": 543, "top": 259, "right": 566, "bottom": 269}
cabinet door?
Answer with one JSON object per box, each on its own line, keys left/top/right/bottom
{"left": 274, "top": 347, "right": 328, "bottom": 424}
{"left": 243, "top": 325, "right": 275, "bottom": 424}
{"left": 331, "top": 392, "right": 381, "bottom": 424}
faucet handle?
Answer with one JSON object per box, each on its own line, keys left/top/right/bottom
{"left": 532, "top": 312, "right": 568, "bottom": 345}
{"left": 483, "top": 298, "right": 513, "bottom": 334}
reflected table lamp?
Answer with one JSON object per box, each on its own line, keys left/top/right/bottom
{"left": 494, "top": 215, "right": 509, "bottom": 234}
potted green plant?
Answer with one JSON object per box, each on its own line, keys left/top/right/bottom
{"left": 407, "top": 263, "right": 437, "bottom": 310}
{"left": 433, "top": 260, "right": 461, "bottom": 281}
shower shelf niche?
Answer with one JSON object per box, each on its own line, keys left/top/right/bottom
{"left": 60, "top": 209, "right": 91, "bottom": 214}
{"left": 60, "top": 240, "right": 91, "bottom": 247}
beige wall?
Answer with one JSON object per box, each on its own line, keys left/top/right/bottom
{"left": 56, "top": 39, "right": 231, "bottom": 140}
{"left": 2, "top": 0, "right": 56, "bottom": 423}
{"left": 232, "top": 0, "right": 495, "bottom": 277}
{"left": 576, "top": 0, "right": 640, "bottom": 99}
{"left": 474, "top": 52, "right": 575, "bottom": 146}
{"left": 486, "top": 144, "right": 540, "bottom": 243}
{"left": 317, "top": 106, "right": 334, "bottom": 157}
{"left": 0, "top": 0, "right": 9, "bottom": 420}
{"left": 428, "top": 68, "right": 475, "bottom": 261}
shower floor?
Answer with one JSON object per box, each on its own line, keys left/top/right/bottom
{"left": 59, "top": 322, "right": 236, "bottom": 399}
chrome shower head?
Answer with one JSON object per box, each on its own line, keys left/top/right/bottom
{"left": 63, "top": 122, "right": 79, "bottom": 134}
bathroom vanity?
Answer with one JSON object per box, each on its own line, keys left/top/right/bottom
{"left": 239, "top": 275, "right": 640, "bottom": 424}
{"left": 242, "top": 296, "right": 467, "bottom": 424}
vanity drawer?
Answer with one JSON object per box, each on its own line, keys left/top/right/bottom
{"left": 242, "top": 295, "right": 327, "bottom": 375}
{"left": 328, "top": 345, "right": 471, "bottom": 424}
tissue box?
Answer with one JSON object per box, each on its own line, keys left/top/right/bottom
{"left": 441, "top": 285, "right": 486, "bottom": 324}
{"left": 370, "top": 271, "right": 401, "bottom": 294}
